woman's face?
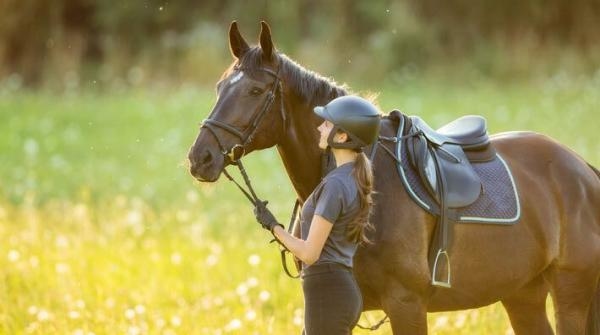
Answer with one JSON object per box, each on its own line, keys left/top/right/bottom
{"left": 317, "top": 120, "right": 334, "bottom": 150}
{"left": 318, "top": 120, "right": 348, "bottom": 150}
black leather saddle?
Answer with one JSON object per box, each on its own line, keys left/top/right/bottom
{"left": 407, "top": 115, "right": 496, "bottom": 208}
{"left": 402, "top": 114, "right": 498, "bottom": 287}
{"left": 380, "top": 111, "right": 519, "bottom": 288}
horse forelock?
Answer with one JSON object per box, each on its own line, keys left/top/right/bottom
{"left": 235, "top": 47, "right": 266, "bottom": 78}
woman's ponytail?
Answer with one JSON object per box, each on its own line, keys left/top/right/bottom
{"left": 348, "top": 152, "right": 374, "bottom": 244}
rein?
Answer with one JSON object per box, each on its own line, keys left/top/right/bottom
{"left": 200, "top": 63, "right": 302, "bottom": 278}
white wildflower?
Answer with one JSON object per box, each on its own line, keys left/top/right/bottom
{"left": 37, "top": 309, "right": 51, "bottom": 322}
{"left": 206, "top": 254, "right": 218, "bottom": 266}
{"left": 8, "top": 249, "right": 20, "bottom": 262}
{"left": 224, "top": 318, "right": 242, "bottom": 332}
{"left": 236, "top": 283, "right": 248, "bottom": 296}
{"left": 170, "top": 252, "right": 182, "bottom": 265}
{"left": 246, "top": 277, "right": 258, "bottom": 288}
{"left": 258, "top": 290, "right": 270, "bottom": 302}
{"left": 27, "top": 306, "right": 38, "bottom": 315}
{"left": 247, "top": 254, "right": 261, "bottom": 266}
{"left": 55, "top": 262, "right": 70, "bottom": 274}
{"left": 170, "top": 315, "right": 182, "bottom": 327}
{"left": 127, "top": 326, "right": 140, "bottom": 335}
{"left": 245, "top": 309, "right": 256, "bottom": 321}
{"left": 125, "top": 308, "right": 136, "bottom": 320}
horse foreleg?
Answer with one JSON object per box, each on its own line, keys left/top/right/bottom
{"left": 501, "top": 275, "right": 554, "bottom": 334}
{"left": 382, "top": 285, "right": 428, "bottom": 334}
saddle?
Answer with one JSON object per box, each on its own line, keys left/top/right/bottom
{"left": 352, "top": 111, "right": 519, "bottom": 287}
{"left": 407, "top": 115, "right": 496, "bottom": 208}
{"left": 404, "top": 114, "right": 497, "bottom": 288}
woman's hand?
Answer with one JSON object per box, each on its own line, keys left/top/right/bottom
{"left": 254, "top": 201, "right": 283, "bottom": 232}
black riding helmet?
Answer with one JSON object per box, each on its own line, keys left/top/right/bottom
{"left": 314, "top": 95, "right": 381, "bottom": 150}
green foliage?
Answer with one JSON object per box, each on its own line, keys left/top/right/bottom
{"left": 1, "top": 0, "right": 600, "bottom": 89}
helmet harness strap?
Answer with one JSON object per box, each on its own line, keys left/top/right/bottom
{"left": 327, "top": 125, "right": 367, "bottom": 150}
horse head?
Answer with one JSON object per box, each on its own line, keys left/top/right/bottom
{"left": 188, "top": 21, "right": 287, "bottom": 182}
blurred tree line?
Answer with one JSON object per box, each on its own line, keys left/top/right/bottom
{"left": 1, "top": 0, "right": 599, "bottom": 89}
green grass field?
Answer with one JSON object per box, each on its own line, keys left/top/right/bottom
{"left": 0, "top": 73, "right": 598, "bottom": 334}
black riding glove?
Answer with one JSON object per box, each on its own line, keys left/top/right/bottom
{"left": 254, "top": 201, "right": 284, "bottom": 233}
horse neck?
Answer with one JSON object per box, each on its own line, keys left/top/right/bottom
{"left": 276, "top": 89, "right": 345, "bottom": 202}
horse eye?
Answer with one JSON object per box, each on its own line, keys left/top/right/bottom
{"left": 249, "top": 87, "right": 263, "bottom": 96}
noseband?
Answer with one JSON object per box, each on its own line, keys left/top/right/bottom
{"left": 201, "top": 65, "right": 286, "bottom": 163}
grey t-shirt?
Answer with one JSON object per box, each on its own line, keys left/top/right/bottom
{"left": 300, "top": 162, "right": 360, "bottom": 269}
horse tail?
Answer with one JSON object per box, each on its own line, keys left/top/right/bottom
{"left": 588, "top": 163, "right": 600, "bottom": 180}
{"left": 585, "top": 162, "right": 600, "bottom": 334}
{"left": 587, "top": 279, "right": 600, "bottom": 335}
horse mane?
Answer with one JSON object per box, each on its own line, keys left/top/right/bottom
{"left": 236, "top": 47, "right": 349, "bottom": 107}
{"left": 278, "top": 53, "right": 349, "bottom": 106}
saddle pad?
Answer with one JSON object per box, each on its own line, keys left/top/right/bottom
{"left": 396, "top": 117, "right": 521, "bottom": 224}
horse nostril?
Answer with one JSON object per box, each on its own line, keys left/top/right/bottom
{"left": 201, "top": 150, "right": 213, "bottom": 166}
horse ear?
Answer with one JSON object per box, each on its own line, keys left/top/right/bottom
{"left": 259, "top": 21, "right": 274, "bottom": 61}
{"left": 229, "top": 21, "right": 249, "bottom": 59}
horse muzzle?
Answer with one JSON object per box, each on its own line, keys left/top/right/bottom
{"left": 188, "top": 146, "right": 225, "bottom": 182}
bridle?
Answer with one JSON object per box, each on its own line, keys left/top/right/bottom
{"left": 201, "top": 64, "right": 286, "bottom": 165}
{"left": 200, "top": 63, "right": 301, "bottom": 278}
{"left": 199, "top": 62, "right": 286, "bottom": 209}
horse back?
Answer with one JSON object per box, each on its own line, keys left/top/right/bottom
{"left": 491, "top": 130, "right": 599, "bottom": 191}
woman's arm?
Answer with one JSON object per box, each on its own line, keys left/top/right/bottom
{"left": 272, "top": 215, "right": 332, "bottom": 266}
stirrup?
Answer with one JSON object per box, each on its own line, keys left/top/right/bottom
{"left": 432, "top": 249, "right": 451, "bottom": 288}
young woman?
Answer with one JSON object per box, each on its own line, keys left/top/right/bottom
{"left": 254, "top": 95, "right": 381, "bottom": 334}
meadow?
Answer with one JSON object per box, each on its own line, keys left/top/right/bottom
{"left": 1, "top": 71, "right": 599, "bottom": 334}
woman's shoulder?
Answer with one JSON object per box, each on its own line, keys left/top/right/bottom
{"left": 321, "top": 174, "right": 348, "bottom": 191}
{"left": 320, "top": 173, "right": 356, "bottom": 201}
{"left": 309, "top": 175, "right": 343, "bottom": 201}
{"left": 323, "top": 164, "right": 353, "bottom": 183}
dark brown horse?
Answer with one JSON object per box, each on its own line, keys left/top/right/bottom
{"left": 188, "top": 22, "right": 600, "bottom": 334}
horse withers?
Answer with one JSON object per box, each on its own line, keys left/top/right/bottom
{"left": 188, "top": 21, "right": 600, "bottom": 334}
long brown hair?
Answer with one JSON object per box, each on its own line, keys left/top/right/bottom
{"left": 348, "top": 151, "right": 374, "bottom": 244}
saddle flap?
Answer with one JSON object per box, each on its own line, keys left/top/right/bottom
{"left": 434, "top": 144, "right": 482, "bottom": 207}
{"left": 406, "top": 130, "right": 482, "bottom": 208}
{"left": 407, "top": 133, "right": 438, "bottom": 200}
